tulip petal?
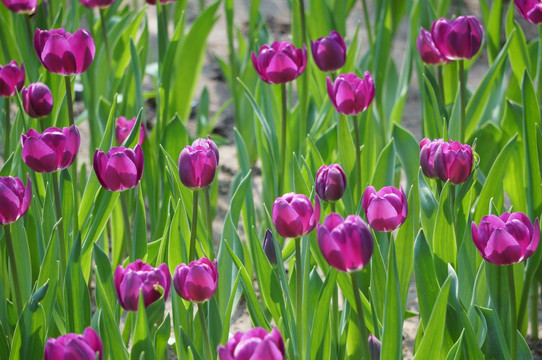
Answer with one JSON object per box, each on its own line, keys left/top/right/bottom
{"left": 21, "top": 137, "right": 59, "bottom": 172}
{"left": 42, "top": 34, "right": 77, "bottom": 75}
{"left": 68, "top": 30, "right": 95, "bottom": 74}
{"left": 366, "top": 197, "right": 400, "bottom": 232}
{"left": 485, "top": 229, "right": 521, "bottom": 265}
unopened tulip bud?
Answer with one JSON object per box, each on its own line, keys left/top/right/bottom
{"left": 0, "top": 61, "right": 25, "bottom": 97}
{"left": 431, "top": 16, "right": 483, "bottom": 60}
{"left": 326, "top": 72, "right": 375, "bottom": 115}
{"left": 315, "top": 164, "right": 346, "bottom": 202}
{"left": 263, "top": 229, "right": 278, "bottom": 265}
{"left": 178, "top": 143, "right": 218, "bottom": 190}
{"left": 362, "top": 186, "right": 408, "bottom": 232}
{"left": 173, "top": 257, "right": 218, "bottom": 303}
{"left": 311, "top": 31, "right": 347, "bottom": 72}
{"left": 272, "top": 193, "right": 320, "bottom": 239}
{"left": 93, "top": 145, "right": 144, "bottom": 191}
{"left": 21, "top": 82, "right": 53, "bottom": 118}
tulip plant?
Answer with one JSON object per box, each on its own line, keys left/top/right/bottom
{"left": 0, "top": 0, "right": 542, "bottom": 359}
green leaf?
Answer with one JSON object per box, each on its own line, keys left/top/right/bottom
{"left": 477, "top": 306, "right": 510, "bottom": 359}
{"left": 392, "top": 124, "right": 420, "bottom": 190}
{"left": 131, "top": 291, "right": 157, "bottom": 360}
{"left": 414, "top": 230, "right": 440, "bottom": 328}
{"left": 371, "top": 140, "right": 395, "bottom": 189}
{"left": 133, "top": 187, "right": 148, "bottom": 260}
{"left": 8, "top": 297, "right": 46, "bottom": 360}
{"left": 64, "top": 236, "right": 91, "bottom": 333}
{"left": 155, "top": 314, "right": 171, "bottom": 360}
{"left": 418, "top": 170, "right": 438, "bottom": 247}
{"left": 432, "top": 182, "right": 457, "bottom": 283}
{"left": 380, "top": 240, "right": 402, "bottom": 359}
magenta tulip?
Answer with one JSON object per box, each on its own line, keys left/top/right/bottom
{"left": 251, "top": 41, "right": 307, "bottom": 84}
{"left": 44, "top": 327, "right": 103, "bottom": 360}
{"left": 416, "top": 28, "right": 450, "bottom": 65}
{"left": 0, "top": 61, "right": 25, "bottom": 97}
{"left": 93, "top": 145, "right": 144, "bottom": 191}
{"left": 472, "top": 212, "right": 540, "bottom": 265}
{"left": 21, "top": 82, "right": 53, "bottom": 118}
{"left": 362, "top": 186, "right": 408, "bottom": 232}
{"left": 114, "top": 260, "right": 171, "bottom": 311}
{"left": 315, "top": 164, "right": 347, "bottom": 202}
{"left": 178, "top": 143, "right": 218, "bottom": 190}
{"left": 326, "top": 72, "right": 375, "bottom": 115}
{"left": 116, "top": 117, "right": 145, "bottom": 146}
{"left": 311, "top": 30, "right": 347, "bottom": 72}
{"left": 78, "top": 0, "right": 114, "bottom": 8}
{"left": 514, "top": 0, "right": 542, "bottom": 23}
{"left": 317, "top": 213, "right": 373, "bottom": 272}
{"left": 173, "top": 257, "right": 218, "bottom": 303}
{"left": 192, "top": 136, "right": 220, "bottom": 165}
{"left": 420, "top": 138, "right": 473, "bottom": 184}
{"left": 0, "top": 175, "right": 31, "bottom": 225}
{"left": 0, "top": 0, "right": 36, "bottom": 14}
{"left": 431, "top": 16, "right": 483, "bottom": 60}
{"left": 217, "top": 327, "right": 285, "bottom": 360}
{"left": 34, "top": 28, "right": 95, "bottom": 76}
{"left": 272, "top": 192, "right": 320, "bottom": 239}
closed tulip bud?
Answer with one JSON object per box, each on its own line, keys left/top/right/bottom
{"left": 0, "top": 61, "right": 25, "bottom": 97}
{"left": 368, "top": 334, "right": 381, "bottom": 360}
{"left": 315, "top": 164, "right": 346, "bottom": 202}
{"left": 192, "top": 136, "right": 220, "bottom": 165}
{"left": 217, "top": 327, "right": 285, "bottom": 360}
{"left": 431, "top": 16, "right": 483, "bottom": 61}
{"left": 114, "top": 260, "right": 171, "bottom": 311}
{"left": 263, "top": 229, "right": 278, "bottom": 265}
{"left": 34, "top": 28, "right": 95, "bottom": 76}
{"left": 416, "top": 28, "right": 450, "bottom": 65}
{"left": 78, "top": 0, "right": 114, "bottom": 8}
{"left": 21, "top": 125, "right": 80, "bottom": 173}
{"left": 317, "top": 213, "right": 373, "bottom": 272}
{"left": 514, "top": 0, "right": 542, "bottom": 24}
{"left": 472, "top": 213, "right": 540, "bottom": 265}
{"left": 116, "top": 117, "right": 145, "bottom": 146}
{"left": 311, "top": 30, "right": 347, "bottom": 72}
{"left": 93, "top": 145, "right": 144, "bottom": 191}
{"left": 272, "top": 192, "right": 320, "bottom": 239}
{"left": 0, "top": 175, "right": 31, "bottom": 225}
{"left": 1, "top": 0, "right": 36, "bottom": 13}
{"left": 44, "top": 327, "right": 103, "bottom": 360}
{"left": 420, "top": 138, "right": 473, "bottom": 184}
{"left": 326, "top": 72, "right": 375, "bottom": 115}
{"left": 178, "top": 144, "right": 217, "bottom": 190}
{"left": 21, "top": 82, "right": 53, "bottom": 118}
{"left": 251, "top": 41, "right": 307, "bottom": 84}
{"left": 173, "top": 258, "right": 218, "bottom": 303}
{"left": 362, "top": 186, "right": 408, "bottom": 232}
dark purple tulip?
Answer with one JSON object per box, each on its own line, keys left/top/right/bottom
{"left": 78, "top": 0, "right": 114, "bottom": 8}
{"left": 416, "top": 28, "right": 450, "bottom": 65}
{"left": 272, "top": 192, "right": 320, "bottom": 239}
{"left": 173, "top": 258, "right": 218, "bottom": 303}
{"left": 251, "top": 41, "right": 307, "bottom": 84}
{"left": 317, "top": 213, "right": 373, "bottom": 273}
{"left": 0, "top": 61, "right": 25, "bottom": 97}
{"left": 21, "top": 125, "right": 80, "bottom": 173}
{"left": 34, "top": 28, "right": 95, "bottom": 76}
{"left": 368, "top": 334, "right": 382, "bottom": 360}
{"left": 144, "top": 0, "right": 174, "bottom": 5}
{"left": 21, "top": 82, "right": 53, "bottom": 118}
{"left": 263, "top": 229, "right": 278, "bottom": 265}
{"left": 93, "top": 145, "right": 144, "bottom": 191}
{"left": 472, "top": 213, "right": 540, "bottom": 265}
{"left": 114, "top": 260, "right": 171, "bottom": 311}
{"left": 431, "top": 16, "right": 483, "bottom": 60}
{"left": 0, "top": 175, "right": 31, "bottom": 225}
{"left": 515, "top": 0, "right": 542, "bottom": 24}
{"left": 178, "top": 143, "right": 218, "bottom": 190}
{"left": 362, "top": 186, "right": 408, "bottom": 232}
{"left": 311, "top": 30, "right": 347, "bottom": 72}
{"left": 192, "top": 136, "right": 220, "bottom": 165}
{"left": 420, "top": 138, "right": 473, "bottom": 184}
{"left": 0, "top": 0, "right": 36, "bottom": 14}
{"left": 315, "top": 164, "right": 347, "bottom": 202}
{"left": 217, "top": 327, "right": 285, "bottom": 360}
{"left": 44, "top": 327, "right": 103, "bottom": 360}
{"left": 326, "top": 72, "right": 375, "bottom": 115}
{"left": 116, "top": 117, "right": 145, "bottom": 146}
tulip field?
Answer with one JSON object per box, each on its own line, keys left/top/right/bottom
{"left": 1, "top": 0, "right": 542, "bottom": 358}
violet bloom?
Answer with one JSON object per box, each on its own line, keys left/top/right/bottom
{"left": 431, "top": 16, "right": 483, "bottom": 61}
{"left": 0, "top": 61, "right": 25, "bottom": 97}
{"left": 368, "top": 334, "right": 382, "bottom": 360}
{"left": 173, "top": 258, "right": 218, "bottom": 303}
{"left": 326, "top": 72, "right": 375, "bottom": 115}
{"left": 311, "top": 30, "right": 347, "bottom": 72}
{"left": 34, "top": 28, "right": 95, "bottom": 76}
{"left": 44, "top": 327, "right": 103, "bottom": 360}
{"left": 416, "top": 28, "right": 450, "bottom": 65}
{"left": 93, "top": 145, "right": 144, "bottom": 191}
{"left": 262, "top": 229, "right": 278, "bottom": 265}
{"left": 0, "top": 0, "right": 36, "bottom": 14}
{"left": 0, "top": 175, "right": 31, "bottom": 225}
{"left": 472, "top": 212, "right": 540, "bottom": 265}
{"left": 21, "top": 82, "right": 53, "bottom": 118}
{"left": 362, "top": 186, "right": 408, "bottom": 232}
{"left": 192, "top": 136, "right": 220, "bottom": 165}
{"left": 217, "top": 327, "right": 285, "bottom": 360}
{"left": 272, "top": 192, "right": 320, "bottom": 239}
{"left": 420, "top": 138, "right": 473, "bottom": 184}
{"left": 515, "top": 0, "right": 542, "bottom": 23}
{"left": 178, "top": 143, "right": 218, "bottom": 190}
{"left": 251, "top": 41, "right": 307, "bottom": 84}
{"left": 21, "top": 125, "right": 80, "bottom": 173}
{"left": 78, "top": 0, "right": 114, "bottom": 8}
{"left": 114, "top": 260, "right": 171, "bottom": 311}
{"left": 116, "top": 116, "right": 145, "bottom": 146}
{"left": 317, "top": 213, "right": 373, "bottom": 273}
{"left": 315, "top": 164, "right": 347, "bottom": 202}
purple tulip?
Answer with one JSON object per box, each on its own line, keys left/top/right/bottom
{"left": 362, "top": 186, "right": 408, "bottom": 232}
{"left": 173, "top": 257, "right": 218, "bottom": 303}
{"left": 44, "top": 327, "right": 103, "bottom": 360}
{"left": 420, "top": 138, "right": 473, "bottom": 184}
{"left": 21, "top": 125, "right": 80, "bottom": 173}
{"left": 326, "top": 72, "right": 375, "bottom": 115}
{"left": 0, "top": 175, "right": 31, "bottom": 225}
{"left": 368, "top": 334, "right": 382, "bottom": 360}
{"left": 262, "top": 229, "right": 278, "bottom": 265}
{"left": 217, "top": 327, "right": 285, "bottom": 360}
{"left": 93, "top": 145, "right": 144, "bottom": 191}
{"left": 515, "top": 0, "right": 542, "bottom": 23}
{"left": 144, "top": 0, "right": 174, "bottom": 5}
{"left": 34, "top": 28, "right": 95, "bottom": 76}
{"left": 114, "top": 260, "right": 171, "bottom": 311}
{"left": 21, "top": 82, "right": 53, "bottom": 118}
{"left": 0, "top": 0, "right": 36, "bottom": 14}
{"left": 272, "top": 192, "right": 320, "bottom": 239}
{"left": 0, "top": 61, "right": 25, "bottom": 97}
{"left": 178, "top": 143, "right": 218, "bottom": 190}
{"left": 416, "top": 28, "right": 450, "bottom": 65}
{"left": 315, "top": 164, "right": 347, "bottom": 202}
{"left": 192, "top": 136, "right": 220, "bottom": 165}
{"left": 311, "top": 30, "right": 347, "bottom": 72}
{"left": 78, "top": 0, "right": 114, "bottom": 8}
{"left": 431, "top": 16, "right": 483, "bottom": 61}
{"left": 472, "top": 212, "right": 540, "bottom": 265}
{"left": 116, "top": 117, "right": 145, "bottom": 146}
{"left": 317, "top": 213, "right": 373, "bottom": 272}
{"left": 251, "top": 41, "right": 307, "bottom": 84}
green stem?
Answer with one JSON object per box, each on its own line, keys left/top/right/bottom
{"left": 330, "top": 202, "right": 336, "bottom": 214}
{"left": 295, "top": 237, "right": 303, "bottom": 359}
{"left": 64, "top": 76, "right": 79, "bottom": 240}
{"left": 351, "top": 274, "right": 372, "bottom": 360}
{"left": 537, "top": 25, "right": 542, "bottom": 109}
{"left": 459, "top": 60, "right": 466, "bottom": 143}
{"left": 198, "top": 303, "right": 213, "bottom": 360}
{"left": 332, "top": 282, "right": 339, "bottom": 356}
{"left": 52, "top": 171, "right": 67, "bottom": 274}
{"left": 189, "top": 190, "right": 200, "bottom": 261}
{"left": 361, "top": 0, "right": 373, "bottom": 48}
{"left": 280, "top": 83, "right": 287, "bottom": 195}
{"left": 203, "top": 187, "right": 214, "bottom": 257}
{"left": 298, "top": 0, "right": 307, "bottom": 46}
{"left": 353, "top": 115, "right": 362, "bottom": 204}
{"left": 99, "top": 9, "right": 111, "bottom": 66}
{"left": 64, "top": 76, "right": 74, "bottom": 127}
{"left": 437, "top": 66, "right": 445, "bottom": 106}
{"left": 529, "top": 278, "right": 539, "bottom": 340}
{"left": 449, "top": 185, "right": 460, "bottom": 246}
{"left": 508, "top": 266, "right": 517, "bottom": 360}
{"left": 120, "top": 192, "right": 133, "bottom": 260}
{"left": 4, "top": 225, "right": 23, "bottom": 314}
{"left": 4, "top": 98, "right": 10, "bottom": 159}
{"left": 518, "top": 260, "right": 535, "bottom": 331}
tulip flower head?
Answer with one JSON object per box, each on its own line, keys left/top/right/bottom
{"left": 362, "top": 186, "right": 408, "bottom": 232}
{"left": 326, "top": 72, "right": 375, "bottom": 115}
{"left": 0, "top": 0, "right": 36, "bottom": 14}
{"left": 416, "top": 28, "right": 450, "bottom": 65}
{"left": 178, "top": 143, "right": 218, "bottom": 190}
{"left": 251, "top": 41, "right": 307, "bottom": 84}
{"left": 430, "top": 16, "right": 483, "bottom": 60}
{"left": 317, "top": 213, "right": 373, "bottom": 272}
{"left": 93, "top": 145, "right": 144, "bottom": 191}
{"left": 21, "top": 82, "right": 53, "bottom": 118}
{"left": 173, "top": 257, "right": 218, "bottom": 303}
{"left": 472, "top": 212, "right": 540, "bottom": 265}
{"left": 368, "top": 334, "right": 382, "bottom": 360}
{"left": 315, "top": 164, "right": 347, "bottom": 202}
{"left": 272, "top": 192, "right": 320, "bottom": 239}
{"left": 114, "top": 260, "right": 171, "bottom": 312}
{"left": 263, "top": 229, "right": 278, "bottom": 265}
{"left": 192, "top": 136, "right": 220, "bottom": 165}
{"left": 0, "top": 61, "right": 25, "bottom": 97}
{"left": 34, "top": 28, "right": 95, "bottom": 76}
{"left": 217, "top": 327, "right": 285, "bottom": 360}
{"left": 420, "top": 138, "right": 473, "bottom": 184}
{"left": 144, "top": 0, "right": 175, "bottom": 5}
{"left": 311, "top": 30, "right": 347, "bottom": 72}
{"left": 78, "top": 0, "right": 114, "bottom": 8}
{"left": 514, "top": 0, "right": 542, "bottom": 23}
{"left": 44, "top": 327, "right": 103, "bottom": 360}
{"left": 116, "top": 116, "right": 145, "bottom": 146}
{"left": 0, "top": 175, "right": 31, "bottom": 225}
